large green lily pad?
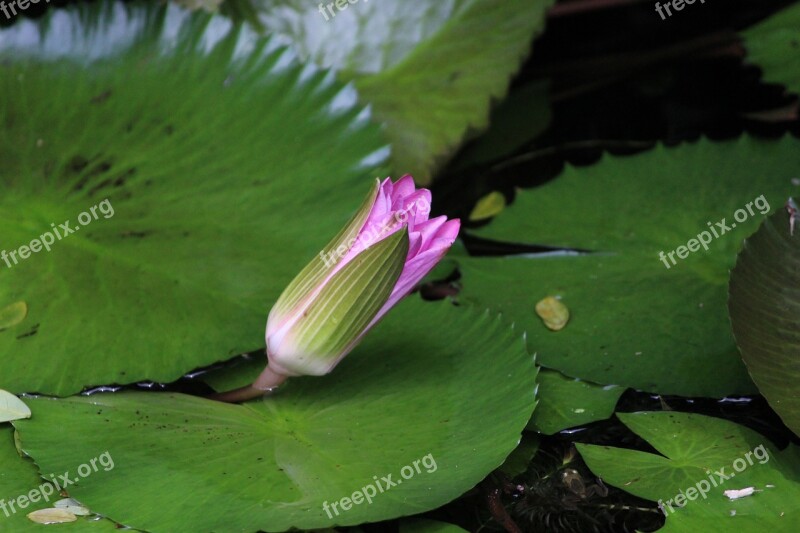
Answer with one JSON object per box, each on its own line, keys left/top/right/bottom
{"left": 577, "top": 411, "right": 800, "bottom": 532}
{"left": 0, "top": 0, "right": 388, "bottom": 396}
{"left": 457, "top": 136, "right": 800, "bottom": 396}
{"left": 14, "top": 299, "right": 537, "bottom": 532}
{"left": 252, "top": 0, "right": 554, "bottom": 182}
{"left": 729, "top": 202, "right": 800, "bottom": 436}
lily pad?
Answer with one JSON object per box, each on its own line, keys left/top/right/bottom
{"left": 577, "top": 411, "right": 800, "bottom": 532}
{"left": 729, "top": 202, "right": 800, "bottom": 436}
{"left": 528, "top": 369, "right": 624, "bottom": 435}
{"left": 14, "top": 299, "right": 537, "bottom": 532}
{"left": 0, "top": 0, "right": 388, "bottom": 396}
{"left": 457, "top": 136, "right": 800, "bottom": 396}
{"left": 252, "top": 0, "right": 554, "bottom": 182}
{"left": 743, "top": 2, "right": 800, "bottom": 95}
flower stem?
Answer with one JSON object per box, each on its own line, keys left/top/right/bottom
{"left": 207, "top": 365, "right": 289, "bottom": 403}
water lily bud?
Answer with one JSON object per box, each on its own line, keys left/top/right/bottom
{"left": 264, "top": 175, "right": 460, "bottom": 379}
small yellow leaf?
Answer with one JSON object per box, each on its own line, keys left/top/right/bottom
{"left": 0, "top": 389, "right": 32, "bottom": 423}
{"left": 535, "top": 296, "right": 570, "bottom": 331}
{"left": 27, "top": 508, "right": 78, "bottom": 524}
{"left": 0, "top": 301, "right": 27, "bottom": 330}
{"left": 469, "top": 191, "right": 506, "bottom": 221}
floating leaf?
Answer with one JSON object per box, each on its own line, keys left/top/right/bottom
{"left": 0, "top": 1, "right": 388, "bottom": 396}
{"left": 528, "top": 369, "right": 624, "bottom": 435}
{"left": 457, "top": 137, "right": 800, "bottom": 396}
{"left": 729, "top": 202, "right": 800, "bottom": 436}
{"left": 253, "top": 0, "right": 555, "bottom": 182}
{"left": 0, "top": 389, "right": 31, "bottom": 423}
{"left": 14, "top": 300, "right": 537, "bottom": 532}
{"left": 577, "top": 411, "right": 800, "bottom": 532}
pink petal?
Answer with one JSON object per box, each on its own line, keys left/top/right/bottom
{"left": 364, "top": 218, "right": 461, "bottom": 332}
{"left": 390, "top": 174, "right": 416, "bottom": 203}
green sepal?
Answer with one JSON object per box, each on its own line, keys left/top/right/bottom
{"left": 277, "top": 227, "right": 409, "bottom": 375}
{"left": 270, "top": 179, "right": 380, "bottom": 321}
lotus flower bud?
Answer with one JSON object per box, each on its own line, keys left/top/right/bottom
{"left": 263, "top": 175, "right": 460, "bottom": 381}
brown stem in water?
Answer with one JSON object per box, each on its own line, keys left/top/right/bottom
{"left": 207, "top": 365, "right": 289, "bottom": 403}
